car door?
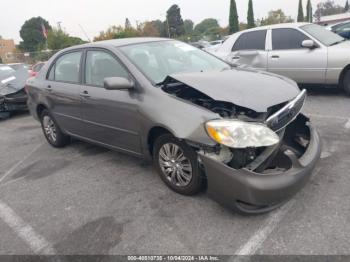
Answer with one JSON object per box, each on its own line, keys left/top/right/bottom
{"left": 228, "top": 30, "right": 268, "bottom": 70}
{"left": 79, "top": 48, "right": 142, "bottom": 155}
{"left": 45, "top": 50, "right": 85, "bottom": 135}
{"left": 267, "top": 28, "right": 328, "bottom": 84}
{"left": 334, "top": 22, "right": 350, "bottom": 39}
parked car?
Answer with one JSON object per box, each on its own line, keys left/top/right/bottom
{"left": 0, "top": 64, "right": 29, "bottom": 118}
{"left": 213, "top": 23, "right": 350, "bottom": 95}
{"left": 7, "top": 63, "right": 31, "bottom": 72}
{"left": 329, "top": 21, "right": 350, "bottom": 39}
{"left": 30, "top": 62, "right": 46, "bottom": 77}
{"left": 204, "top": 40, "right": 224, "bottom": 53}
{"left": 189, "top": 41, "right": 210, "bottom": 50}
{"left": 26, "top": 38, "right": 321, "bottom": 214}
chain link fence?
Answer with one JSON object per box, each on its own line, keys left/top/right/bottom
{"left": 4, "top": 49, "right": 61, "bottom": 65}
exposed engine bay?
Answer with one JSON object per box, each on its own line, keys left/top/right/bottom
{"left": 161, "top": 78, "right": 268, "bottom": 121}
{"left": 161, "top": 77, "right": 310, "bottom": 174}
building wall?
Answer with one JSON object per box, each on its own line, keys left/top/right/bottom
{"left": 0, "top": 39, "right": 16, "bottom": 63}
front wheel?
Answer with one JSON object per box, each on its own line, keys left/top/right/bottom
{"left": 40, "top": 109, "right": 70, "bottom": 148}
{"left": 153, "top": 134, "right": 203, "bottom": 196}
{"left": 343, "top": 69, "right": 350, "bottom": 96}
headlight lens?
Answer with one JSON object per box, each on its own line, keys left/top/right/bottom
{"left": 205, "top": 120, "right": 280, "bottom": 148}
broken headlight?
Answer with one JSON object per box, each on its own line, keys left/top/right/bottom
{"left": 205, "top": 120, "right": 279, "bottom": 149}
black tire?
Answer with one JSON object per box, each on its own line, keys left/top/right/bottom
{"left": 343, "top": 69, "right": 350, "bottom": 96}
{"left": 40, "top": 109, "right": 70, "bottom": 148}
{"left": 153, "top": 133, "right": 203, "bottom": 196}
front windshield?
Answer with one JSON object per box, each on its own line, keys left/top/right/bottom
{"left": 301, "top": 24, "right": 345, "bottom": 46}
{"left": 120, "top": 40, "right": 230, "bottom": 84}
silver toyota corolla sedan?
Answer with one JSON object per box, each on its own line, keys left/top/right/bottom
{"left": 213, "top": 23, "right": 350, "bottom": 95}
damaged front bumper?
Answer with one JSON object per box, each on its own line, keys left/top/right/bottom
{"left": 200, "top": 121, "right": 321, "bottom": 214}
{"left": 0, "top": 91, "right": 28, "bottom": 114}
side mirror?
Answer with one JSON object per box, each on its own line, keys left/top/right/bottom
{"left": 302, "top": 40, "right": 316, "bottom": 49}
{"left": 104, "top": 77, "right": 134, "bottom": 90}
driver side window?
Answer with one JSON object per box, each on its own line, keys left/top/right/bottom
{"left": 85, "top": 50, "right": 129, "bottom": 87}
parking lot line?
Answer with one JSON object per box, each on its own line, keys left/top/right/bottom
{"left": 233, "top": 200, "right": 296, "bottom": 257}
{"left": 0, "top": 143, "right": 44, "bottom": 184}
{"left": 345, "top": 119, "right": 350, "bottom": 129}
{"left": 0, "top": 200, "right": 55, "bottom": 254}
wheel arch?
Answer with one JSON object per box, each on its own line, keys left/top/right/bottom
{"left": 36, "top": 104, "right": 48, "bottom": 119}
{"left": 339, "top": 64, "right": 350, "bottom": 87}
{"left": 147, "top": 126, "right": 174, "bottom": 157}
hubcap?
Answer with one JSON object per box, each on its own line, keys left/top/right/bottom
{"left": 158, "top": 143, "right": 193, "bottom": 187}
{"left": 43, "top": 115, "right": 57, "bottom": 143}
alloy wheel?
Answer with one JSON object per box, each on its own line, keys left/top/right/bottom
{"left": 43, "top": 115, "right": 57, "bottom": 143}
{"left": 158, "top": 143, "right": 193, "bottom": 187}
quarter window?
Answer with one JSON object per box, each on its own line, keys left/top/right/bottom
{"left": 232, "top": 30, "right": 267, "bottom": 51}
{"left": 85, "top": 50, "right": 129, "bottom": 87}
{"left": 48, "top": 52, "right": 82, "bottom": 83}
{"left": 272, "top": 29, "right": 310, "bottom": 50}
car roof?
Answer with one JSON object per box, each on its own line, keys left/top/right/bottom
{"left": 234, "top": 22, "right": 311, "bottom": 34}
{"left": 64, "top": 37, "right": 170, "bottom": 51}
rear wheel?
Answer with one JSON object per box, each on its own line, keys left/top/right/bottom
{"left": 40, "top": 109, "right": 70, "bottom": 148}
{"left": 153, "top": 134, "right": 203, "bottom": 196}
{"left": 343, "top": 69, "right": 350, "bottom": 96}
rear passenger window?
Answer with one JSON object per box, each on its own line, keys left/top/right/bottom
{"left": 85, "top": 50, "right": 129, "bottom": 87}
{"left": 232, "top": 30, "right": 267, "bottom": 51}
{"left": 272, "top": 29, "right": 310, "bottom": 50}
{"left": 48, "top": 52, "right": 82, "bottom": 83}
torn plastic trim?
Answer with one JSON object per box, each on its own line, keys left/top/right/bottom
{"left": 199, "top": 123, "right": 321, "bottom": 210}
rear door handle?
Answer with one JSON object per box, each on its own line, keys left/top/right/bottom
{"left": 232, "top": 56, "right": 240, "bottom": 60}
{"left": 80, "top": 90, "right": 90, "bottom": 98}
{"left": 271, "top": 55, "right": 280, "bottom": 59}
{"left": 45, "top": 85, "right": 52, "bottom": 92}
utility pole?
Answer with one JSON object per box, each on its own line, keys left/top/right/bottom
{"left": 57, "top": 21, "right": 62, "bottom": 31}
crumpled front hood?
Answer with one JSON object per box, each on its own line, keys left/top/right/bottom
{"left": 169, "top": 68, "right": 300, "bottom": 112}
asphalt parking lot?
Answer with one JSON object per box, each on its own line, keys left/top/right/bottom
{"left": 0, "top": 87, "right": 349, "bottom": 256}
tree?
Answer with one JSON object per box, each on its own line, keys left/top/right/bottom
{"left": 125, "top": 18, "right": 132, "bottom": 29}
{"left": 93, "top": 25, "right": 140, "bottom": 41}
{"left": 314, "top": 0, "right": 345, "bottom": 21}
{"left": 142, "top": 22, "right": 160, "bottom": 37}
{"left": 19, "top": 17, "right": 51, "bottom": 52}
{"left": 298, "top": 0, "right": 305, "bottom": 22}
{"left": 194, "top": 18, "right": 220, "bottom": 34}
{"left": 166, "top": 5, "right": 185, "bottom": 37}
{"left": 184, "top": 19, "right": 194, "bottom": 35}
{"left": 247, "top": 0, "right": 255, "bottom": 29}
{"left": 229, "top": 0, "right": 239, "bottom": 34}
{"left": 193, "top": 18, "right": 221, "bottom": 40}
{"left": 306, "top": 0, "right": 313, "bottom": 22}
{"left": 151, "top": 20, "right": 167, "bottom": 37}
{"left": 47, "top": 28, "right": 85, "bottom": 50}
{"left": 345, "top": 0, "right": 349, "bottom": 11}
{"left": 260, "top": 9, "right": 294, "bottom": 26}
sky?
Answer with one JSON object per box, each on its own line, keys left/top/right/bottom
{"left": 0, "top": 0, "right": 347, "bottom": 44}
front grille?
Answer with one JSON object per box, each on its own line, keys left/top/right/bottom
{"left": 265, "top": 89, "right": 307, "bottom": 131}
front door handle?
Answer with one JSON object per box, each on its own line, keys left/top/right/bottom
{"left": 80, "top": 90, "right": 90, "bottom": 98}
{"left": 271, "top": 55, "right": 280, "bottom": 59}
{"left": 232, "top": 56, "right": 240, "bottom": 60}
{"left": 45, "top": 85, "right": 52, "bottom": 92}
